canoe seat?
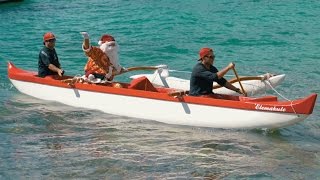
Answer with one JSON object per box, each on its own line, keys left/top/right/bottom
{"left": 128, "top": 76, "right": 158, "bottom": 92}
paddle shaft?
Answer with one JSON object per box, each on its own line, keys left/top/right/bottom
{"left": 232, "top": 67, "right": 247, "bottom": 96}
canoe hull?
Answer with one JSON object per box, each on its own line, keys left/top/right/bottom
{"left": 8, "top": 62, "right": 316, "bottom": 129}
{"left": 9, "top": 78, "right": 309, "bottom": 129}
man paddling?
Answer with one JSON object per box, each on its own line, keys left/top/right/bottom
{"left": 189, "top": 47, "right": 245, "bottom": 96}
{"left": 38, "top": 32, "right": 64, "bottom": 77}
{"left": 80, "top": 32, "right": 126, "bottom": 81}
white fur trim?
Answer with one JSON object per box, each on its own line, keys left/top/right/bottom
{"left": 105, "top": 41, "right": 116, "bottom": 46}
{"left": 98, "top": 40, "right": 115, "bottom": 46}
{"left": 82, "top": 44, "right": 91, "bottom": 52}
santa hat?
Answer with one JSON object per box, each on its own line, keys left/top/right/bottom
{"left": 98, "top": 34, "right": 115, "bottom": 45}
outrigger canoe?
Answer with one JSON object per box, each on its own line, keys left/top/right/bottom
{"left": 130, "top": 69, "right": 286, "bottom": 96}
{"left": 7, "top": 62, "right": 317, "bottom": 129}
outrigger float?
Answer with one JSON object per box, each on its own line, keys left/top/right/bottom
{"left": 8, "top": 62, "right": 317, "bottom": 129}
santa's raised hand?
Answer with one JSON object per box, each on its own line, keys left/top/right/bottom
{"left": 80, "top": 32, "right": 89, "bottom": 39}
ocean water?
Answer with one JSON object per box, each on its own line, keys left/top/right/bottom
{"left": 0, "top": 0, "right": 319, "bottom": 179}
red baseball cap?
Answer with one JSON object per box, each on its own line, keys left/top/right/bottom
{"left": 198, "top": 47, "right": 213, "bottom": 61}
{"left": 43, "top": 32, "right": 55, "bottom": 41}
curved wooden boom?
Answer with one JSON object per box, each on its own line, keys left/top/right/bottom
{"left": 213, "top": 76, "right": 264, "bottom": 89}
{"left": 114, "top": 66, "right": 163, "bottom": 76}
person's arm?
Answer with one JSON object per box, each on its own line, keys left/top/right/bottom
{"left": 48, "top": 64, "right": 64, "bottom": 76}
{"left": 80, "top": 32, "right": 90, "bottom": 50}
{"left": 196, "top": 63, "right": 233, "bottom": 83}
{"left": 216, "top": 62, "right": 234, "bottom": 79}
{"left": 223, "top": 81, "right": 244, "bottom": 95}
{"left": 39, "top": 50, "right": 64, "bottom": 76}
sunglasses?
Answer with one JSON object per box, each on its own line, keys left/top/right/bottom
{"left": 204, "top": 55, "right": 215, "bottom": 59}
{"left": 46, "top": 39, "right": 56, "bottom": 43}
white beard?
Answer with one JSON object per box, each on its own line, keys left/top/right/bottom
{"left": 100, "top": 41, "right": 122, "bottom": 73}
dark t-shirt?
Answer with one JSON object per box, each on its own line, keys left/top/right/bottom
{"left": 189, "top": 62, "right": 227, "bottom": 96}
{"left": 38, "top": 46, "right": 60, "bottom": 77}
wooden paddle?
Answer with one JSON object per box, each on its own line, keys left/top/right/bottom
{"left": 232, "top": 67, "right": 247, "bottom": 96}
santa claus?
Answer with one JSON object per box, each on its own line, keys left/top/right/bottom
{"left": 80, "top": 32, "right": 125, "bottom": 81}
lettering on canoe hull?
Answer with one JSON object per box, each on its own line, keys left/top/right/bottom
{"left": 255, "top": 104, "right": 286, "bottom": 112}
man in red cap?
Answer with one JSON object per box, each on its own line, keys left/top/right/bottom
{"left": 38, "top": 32, "right": 64, "bottom": 77}
{"left": 189, "top": 47, "right": 244, "bottom": 96}
{"left": 80, "top": 32, "right": 126, "bottom": 81}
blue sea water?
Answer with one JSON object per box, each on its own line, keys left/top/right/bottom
{"left": 0, "top": 0, "right": 319, "bottom": 179}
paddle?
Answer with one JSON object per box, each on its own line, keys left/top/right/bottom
{"left": 232, "top": 67, "right": 247, "bottom": 96}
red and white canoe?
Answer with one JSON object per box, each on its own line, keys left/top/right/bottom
{"left": 7, "top": 62, "right": 317, "bottom": 129}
